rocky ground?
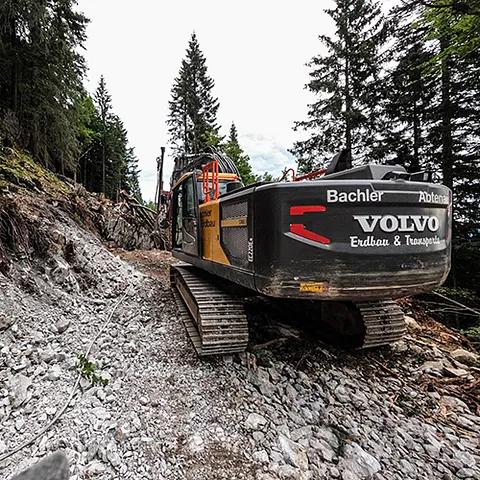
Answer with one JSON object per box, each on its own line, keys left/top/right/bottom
{"left": 1, "top": 193, "right": 480, "bottom": 479}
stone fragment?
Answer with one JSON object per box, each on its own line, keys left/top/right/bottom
{"left": 404, "top": 315, "right": 421, "bottom": 331}
{"left": 277, "top": 465, "right": 305, "bottom": 480}
{"left": 11, "top": 451, "right": 69, "bottom": 480}
{"left": 40, "top": 349, "right": 56, "bottom": 364}
{"left": 315, "top": 426, "right": 339, "bottom": 450}
{"left": 0, "top": 314, "right": 14, "bottom": 331}
{"left": 278, "top": 433, "right": 309, "bottom": 470}
{"left": 456, "top": 468, "right": 476, "bottom": 478}
{"left": 47, "top": 364, "right": 62, "bottom": 381}
{"left": 457, "top": 451, "right": 476, "bottom": 468}
{"left": 450, "top": 349, "right": 479, "bottom": 366}
{"left": 9, "top": 374, "right": 32, "bottom": 408}
{"left": 84, "top": 460, "right": 106, "bottom": 475}
{"left": 91, "top": 407, "right": 111, "bottom": 420}
{"left": 443, "top": 367, "right": 470, "bottom": 378}
{"left": 440, "top": 395, "right": 469, "bottom": 413}
{"left": 330, "top": 466, "right": 340, "bottom": 478}
{"left": 106, "top": 441, "right": 121, "bottom": 468}
{"left": 417, "top": 360, "right": 448, "bottom": 376}
{"left": 337, "top": 442, "right": 381, "bottom": 479}
{"left": 253, "top": 450, "right": 269, "bottom": 463}
{"left": 187, "top": 434, "right": 204, "bottom": 453}
{"left": 15, "top": 417, "right": 25, "bottom": 431}
{"left": 285, "top": 384, "right": 297, "bottom": 401}
{"left": 45, "top": 407, "right": 57, "bottom": 416}
{"left": 291, "top": 425, "right": 312, "bottom": 442}
{"left": 249, "top": 368, "right": 275, "bottom": 397}
{"left": 55, "top": 318, "right": 70, "bottom": 334}
{"left": 246, "top": 412, "right": 268, "bottom": 430}
{"left": 310, "top": 438, "right": 335, "bottom": 462}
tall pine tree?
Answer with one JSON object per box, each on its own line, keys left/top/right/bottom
{"left": 223, "top": 123, "right": 256, "bottom": 185}
{"left": 0, "top": 0, "right": 89, "bottom": 174}
{"left": 167, "top": 33, "right": 219, "bottom": 154}
{"left": 95, "top": 76, "right": 111, "bottom": 195}
{"left": 421, "top": 3, "right": 480, "bottom": 239}
{"left": 78, "top": 78, "right": 141, "bottom": 201}
{"left": 383, "top": 2, "right": 437, "bottom": 172}
{"left": 291, "top": 0, "right": 388, "bottom": 173}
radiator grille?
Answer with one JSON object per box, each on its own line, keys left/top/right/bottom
{"left": 223, "top": 227, "right": 249, "bottom": 262}
{"left": 222, "top": 200, "right": 249, "bottom": 265}
{"left": 222, "top": 201, "right": 248, "bottom": 219}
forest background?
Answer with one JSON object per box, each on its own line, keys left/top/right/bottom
{"left": 0, "top": 0, "right": 478, "bottom": 330}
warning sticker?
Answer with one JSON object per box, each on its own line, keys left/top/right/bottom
{"left": 299, "top": 282, "right": 329, "bottom": 293}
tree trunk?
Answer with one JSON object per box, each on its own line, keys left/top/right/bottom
{"left": 440, "top": 37, "right": 454, "bottom": 191}
{"left": 412, "top": 99, "right": 420, "bottom": 172}
{"left": 344, "top": 10, "right": 353, "bottom": 157}
{"left": 102, "top": 116, "right": 106, "bottom": 195}
{"left": 10, "top": 18, "right": 18, "bottom": 113}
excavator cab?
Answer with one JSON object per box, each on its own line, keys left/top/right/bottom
{"left": 171, "top": 165, "right": 243, "bottom": 257}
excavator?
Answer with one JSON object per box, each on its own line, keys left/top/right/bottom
{"left": 168, "top": 148, "right": 452, "bottom": 355}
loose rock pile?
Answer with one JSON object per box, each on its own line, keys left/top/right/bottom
{"left": 1, "top": 194, "right": 479, "bottom": 479}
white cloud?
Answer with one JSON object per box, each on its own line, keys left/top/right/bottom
{"left": 240, "top": 133, "right": 296, "bottom": 178}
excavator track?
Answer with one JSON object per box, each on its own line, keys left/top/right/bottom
{"left": 170, "top": 264, "right": 249, "bottom": 356}
{"left": 355, "top": 300, "right": 406, "bottom": 348}
{"left": 270, "top": 297, "right": 407, "bottom": 349}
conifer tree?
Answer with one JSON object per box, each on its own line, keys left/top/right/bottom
{"left": 291, "top": 0, "right": 388, "bottom": 173}
{"left": 0, "top": 0, "right": 89, "bottom": 173}
{"left": 167, "top": 33, "right": 219, "bottom": 154}
{"left": 124, "top": 148, "right": 143, "bottom": 203}
{"left": 94, "top": 76, "right": 112, "bottom": 195}
{"left": 79, "top": 78, "right": 141, "bottom": 201}
{"left": 383, "top": 3, "right": 437, "bottom": 172}
{"left": 388, "top": 1, "right": 480, "bottom": 241}
{"left": 223, "top": 123, "right": 256, "bottom": 185}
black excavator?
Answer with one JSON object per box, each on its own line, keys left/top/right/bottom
{"left": 168, "top": 148, "right": 452, "bottom": 355}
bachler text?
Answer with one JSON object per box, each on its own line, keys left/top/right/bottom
{"left": 419, "top": 191, "right": 449, "bottom": 204}
{"left": 327, "top": 189, "right": 384, "bottom": 203}
{"left": 353, "top": 214, "right": 440, "bottom": 233}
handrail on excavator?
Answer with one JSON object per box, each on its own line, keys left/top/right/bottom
{"left": 279, "top": 168, "right": 327, "bottom": 182}
{"left": 202, "top": 160, "right": 219, "bottom": 202}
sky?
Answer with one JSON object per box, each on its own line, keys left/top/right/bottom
{"left": 76, "top": 0, "right": 338, "bottom": 201}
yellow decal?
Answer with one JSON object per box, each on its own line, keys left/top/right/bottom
{"left": 300, "top": 282, "right": 329, "bottom": 293}
{"left": 221, "top": 217, "right": 247, "bottom": 228}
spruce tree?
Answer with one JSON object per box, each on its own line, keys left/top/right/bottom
{"left": 124, "top": 148, "right": 142, "bottom": 203}
{"left": 94, "top": 76, "right": 111, "bottom": 195}
{"left": 223, "top": 123, "right": 256, "bottom": 185}
{"left": 167, "top": 33, "right": 219, "bottom": 154}
{"left": 383, "top": 2, "right": 437, "bottom": 172}
{"left": 78, "top": 78, "right": 139, "bottom": 201}
{"left": 0, "top": 0, "right": 89, "bottom": 173}
{"left": 291, "top": 0, "right": 388, "bottom": 173}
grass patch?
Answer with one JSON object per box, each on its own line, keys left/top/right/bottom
{"left": 0, "top": 148, "right": 70, "bottom": 196}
